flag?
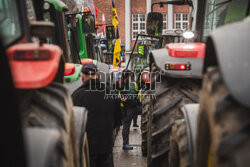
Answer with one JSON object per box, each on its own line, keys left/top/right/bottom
{"left": 112, "top": 0, "right": 119, "bottom": 28}
{"left": 113, "top": 28, "right": 121, "bottom": 67}
{"left": 102, "top": 14, "right": 106, "bottom": 36}
{"left": 94, "top": 3, "right": 98, "bottom": 19}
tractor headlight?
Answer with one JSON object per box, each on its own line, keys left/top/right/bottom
{"left": 43, "top": 2, "right": 50, "bottom": 10}
{"left": 183, "top": 31, "right": 195, "bottom": 39}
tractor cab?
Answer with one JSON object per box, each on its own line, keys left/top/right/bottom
{"left": 32, "top": 0, "right": 82, "bottom": 87}
{"left": 126, "top": 34, "right": 162, "bottom": 83}
{"left": 125, "top": 0, "right": 193, "bottom": 87}
{"left": 126, "top": 22, "right": 184, "bottom": 87}
{"left": 31, "top": 0, "right": 109, "bottom": 93}
{"left": 42, "top": 0, "right": 70, "bottom": 61}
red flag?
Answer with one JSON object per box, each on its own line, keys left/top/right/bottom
{"left": 94, "top": 3, "right": 98, "bottom": 19}
{"left": 102, "top": 14, "right": 106, "bottom": 36}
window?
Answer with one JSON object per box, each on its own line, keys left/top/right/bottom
{"left": 0, "top": 0, "right": 22, "bottom": 47}
{"left": 174, "top": 13, "right": 189, "bottom": 30}
{"left": 132, "top": 14, "right": 146, "bottom": 40}
{"left": 163, "top": 13, "right": 167, "bottom": 30}
{"left": 202, "top": 0, "right": 249, "bottom": 41}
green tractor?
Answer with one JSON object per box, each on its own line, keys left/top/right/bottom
{"left": 32, "top": 0, "right": 110, "bottom": 94}
{"left": 32, "top": 0, "right": 83, "bottom": 86}
{"left": 0, "top": 0, "right": 90, "bottom": 166}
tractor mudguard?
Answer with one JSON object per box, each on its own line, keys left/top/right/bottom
{"left": 73, "top": 106, "right": 88, "bottom": 143}
{"left": 180, "top": 104, "right": 200, "bottom": 166}
{"left": 7, "top": 43, "right": 62, "bottom": 89}
{"left": 204, "top": 19, "right": 250, "bottom": 108}
{"left": 150, "top": 43, "right": 205, "bottom": 79}
{"left": 25, "top": 128, "right": 61, "bottom": 167}
{"left": 64, "top": 64, "right": 82, "bottom": 84}
{"left": 64, "top": 62, "right": 111, "bottom": 94}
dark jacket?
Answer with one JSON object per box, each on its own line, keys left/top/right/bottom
{"left": 72, "top": 79, "right": 121, "bottom": 155}
{"left": 121, "top": 82, "right": 140, "bottom": 108}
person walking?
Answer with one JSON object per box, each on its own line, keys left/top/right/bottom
{"left": 120, "top": 70, "right": 141, "bottom": 150}
{"left": 132, "top": 111, "right": 139, "bottom": 127}
{"left": 72, "top": 63, "right": 121, "bottom": 167}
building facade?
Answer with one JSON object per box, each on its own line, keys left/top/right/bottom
{"left": 94, "top": 0, "right": 190, "bottom": 51}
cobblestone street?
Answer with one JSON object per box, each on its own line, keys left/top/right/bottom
{"left": 113, "top": 116, "right": 146, "bottom": 167}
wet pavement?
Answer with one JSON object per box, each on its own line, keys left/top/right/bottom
{"left": 113, "top": 116, "right": 146, "bottom": 167}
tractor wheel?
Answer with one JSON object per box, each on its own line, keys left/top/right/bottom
{"left": 169, "top": 119, "right": 190, "bottom": 167}
{"left": 147, "top": 63, "right": 200, "bottom": 167}
{"left": 141, "top": 88, "right": 151, "bottom": 157}
{"left": 19, "top": 82, "right": 79, "bottom": 167}
{"left": 73, "top": 106, "right": 90, "bottom": 167}
{"left": 194, "top": 67, "right": 250, "bottom": 167}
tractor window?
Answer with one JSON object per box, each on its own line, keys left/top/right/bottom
{"left": 0, "top": 0, "right": 22, "bottom": 47}
{"left": 127, "top": 35, "right": 162, "bottom": 81}
{"left": 202, "top": 0, "right": 250, "bottom": 41}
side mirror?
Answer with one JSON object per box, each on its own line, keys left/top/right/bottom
{"left": 82, "top": 14, "right": 96, "bottom": 34}
{"left": 106, "top": 26, "right": 116, "bottom": 40}
{"left": 146, "top": 12, "right": 163, "bottom": 36}
{"left": 30, "top": 21, "right": 55, "bottom": 38}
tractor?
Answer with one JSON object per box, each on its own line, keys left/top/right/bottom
{"left": 125, "top": 12, "right": 188, "bottom": 156}
{"left": 143, "top": 0, "right": 205, "bottom": 166}
{"left": 143, "top": 0, "right": 250, "bottom": 167}
{"left": 167, "top": 0, "right": 250, "bottom": 167}
{"left": 32, "top": 0, "right": 116, "bottom": 154}
{"left": 0, "top": 0, "right": 90, "bottom": 166}
{"left": 31, "top": 0, "right": 110, "bottom": 95}
{"left": 125, "top": 34, "right": 166, "bottom": 156}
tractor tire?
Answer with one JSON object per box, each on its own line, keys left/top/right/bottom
{"left": 25, "top": 128, "right": 62, "bottom": 167}
{"left": 169, "top": 119, "right": 191, "bottom": 167}
{"left": 147, "top": 63, "right": 200, "bottom": 167}
{"left": 194, "top": 67, "right": 250, "bottom": 167}
{"left": 141, "top": 88, "right": 151, "bottom": 157}
{"left": 19, "top": 82, "right": 80, "bottom": 167}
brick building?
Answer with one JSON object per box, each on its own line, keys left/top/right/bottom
{"left": 94, "top": 0, "right": 189, "bottom": 51}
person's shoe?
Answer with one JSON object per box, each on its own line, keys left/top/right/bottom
{"left": 123, "top": 144, "right": 133, "bottom": 150}
{"left": 133, "top": 124, "right": 139, "bottom": 127}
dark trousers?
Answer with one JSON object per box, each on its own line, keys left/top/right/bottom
{"left": 122, "top": 107, "right": 137, "bottom": 145}
{"left": 133, "top": 105, "right": 142, "bottom": 125}
{"left": 133, "top": 114, "right": 138, "bottom": 125}
{"left": 90, "top": 152, "right": 114, "bottom": 167}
